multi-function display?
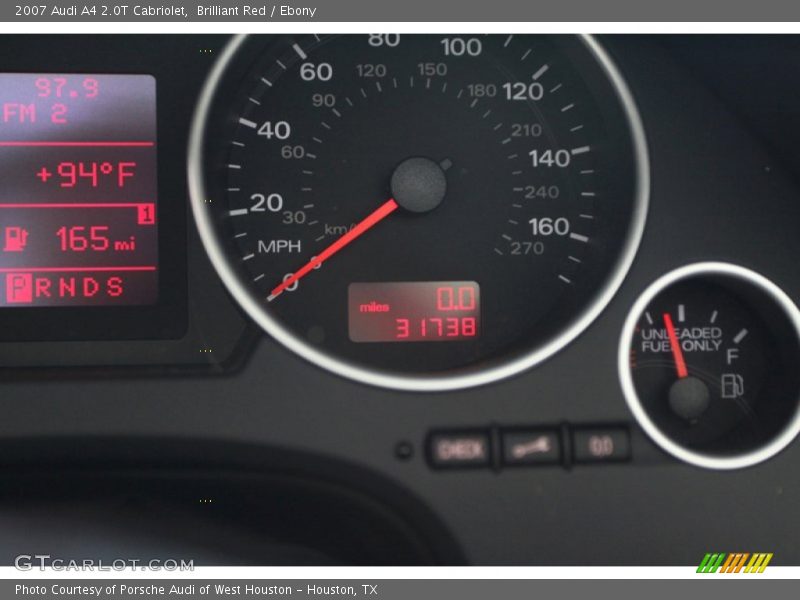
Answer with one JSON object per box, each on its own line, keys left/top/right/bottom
{"left": 0, "top": 73, "right": 158, "bottom": 307}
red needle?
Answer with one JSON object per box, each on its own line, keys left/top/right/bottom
{"left": 663, "top": 313, "right": 688, "bottom": 378}
{"left": 268, "top": 198, "right": 399, "bottom": 300}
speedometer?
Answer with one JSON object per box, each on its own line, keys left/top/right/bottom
{"left": 189, "top": 34, "right": 649, "bottom": 390}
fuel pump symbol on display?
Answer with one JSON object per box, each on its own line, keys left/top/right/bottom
{"left": 721, "top": 373, "right": 744, "bottom": 399}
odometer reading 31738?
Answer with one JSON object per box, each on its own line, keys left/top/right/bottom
{"left": 191, "top": 34, "right": 649, "bottom": 390}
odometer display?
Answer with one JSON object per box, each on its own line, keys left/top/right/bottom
{"left": 190, "top": 34, "right": 649, "bottom": 390}
{"left": 349, "top": 281, "right": 480, "bottom": 343}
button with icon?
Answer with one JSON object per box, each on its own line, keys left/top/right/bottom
{"left": 572, "top": 427, "right": 630, "bottom": 463}
{"left": 501, "top": 429, "right": 561, "bottom": 466}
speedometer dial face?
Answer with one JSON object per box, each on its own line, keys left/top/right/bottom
{"left": 190, "top": 34, "right": 648, "bottom": 390}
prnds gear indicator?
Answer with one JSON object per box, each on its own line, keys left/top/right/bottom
{"left": 0, "top": 73, "right": 158, "bottom": 307}
{"left": 620, "top": 263, "right": 800, "bottom": 469}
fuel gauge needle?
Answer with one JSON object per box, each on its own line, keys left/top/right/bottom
{"left": 268, "top": 198, "right": 399, "bottom": 301}
{"left": 663, "top": 312, "right": 688, "bottom": 378}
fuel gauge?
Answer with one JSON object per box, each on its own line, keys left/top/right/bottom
{"left": 619, "top": 263, "right": 800, "bottom": 469}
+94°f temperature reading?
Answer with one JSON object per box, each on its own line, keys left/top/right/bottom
{"left": 0, "top": 73, "right": 158, "bottom": 307}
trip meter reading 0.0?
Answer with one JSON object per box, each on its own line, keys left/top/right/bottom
{"left": 190, "top": 34, "right": 648, "bottom": 390}
{"left": 349, "top": 281, "right": 480, "bottom": 343}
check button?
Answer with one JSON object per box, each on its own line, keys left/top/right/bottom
{"left": 501, "top": 429, "right": 561, "bottom": 466}
{"left": 428, "top": 431, "right": 491, "bottom": 469}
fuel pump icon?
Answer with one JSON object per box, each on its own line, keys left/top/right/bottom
{"left": 721, "top": 373, "right": 744, "bottom": 399}
{"left": 3, "top": 226, "right": 29, "bottom": 252}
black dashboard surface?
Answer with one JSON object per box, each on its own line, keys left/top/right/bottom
{"left": 0, "top": 35, "right": 799, "bottom": 565}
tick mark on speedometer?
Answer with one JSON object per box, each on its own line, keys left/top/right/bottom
{"left": 238, "top": 118, "right": 257, "bottom": 129}
{"left": 532, "top": 64, "right": 549, "bottom": 80}
{"left": 292, "top": 43, "right": 307, "bottom": 59}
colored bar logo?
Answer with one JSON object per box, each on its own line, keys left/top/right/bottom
{"left": 697, "top": 552, "right": 773, "bottom": 573}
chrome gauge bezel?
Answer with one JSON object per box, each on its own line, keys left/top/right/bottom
{"left": 189, "top": 34, "right": 650, "bottom": 391}
{"left": 618, "top": 262, "right": 800, "bottom": 469}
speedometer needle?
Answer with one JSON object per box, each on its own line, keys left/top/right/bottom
{"left": 268, "top": 198, "right": 399, "bottom": 301}
{"left": 663, "top": 312, "right": 688, "bottom": 378}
